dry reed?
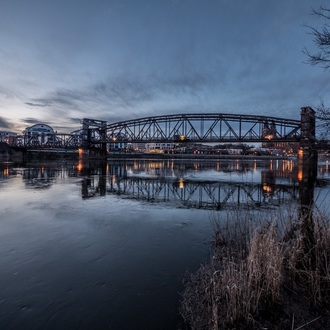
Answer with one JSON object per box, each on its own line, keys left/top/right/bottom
{"left": 180, "top": 209, "right": 330, "bottom": 329}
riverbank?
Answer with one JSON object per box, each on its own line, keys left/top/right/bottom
{"left": 180, "top": 210, "right": 330, "bottom": 329}
{"left": 0, "top": 142, "right": 26, "bottom": 162}
{"left": 2, "top": 148, "right": 297, "bottom": 162}
{"left": 106, "top": 152, "right": 296, "bottom": 161}
{"left": 1, "top": 141, "right": 327, "bottom": 162}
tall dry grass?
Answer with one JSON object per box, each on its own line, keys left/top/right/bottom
{"left": 180, "top": 209, "right": 330, "bottom": 329}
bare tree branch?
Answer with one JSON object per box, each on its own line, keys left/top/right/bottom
{"left": 314, "top": 101, "right": 330, "bottom": 140}
{"left": 305, "top": 7, "right": 330, "bottom": 138}
{"left": 304, "top": 7, "right": 330, "bottom": 68}
{"left": 312, "top": 6, "right": 330, "bottom": 20}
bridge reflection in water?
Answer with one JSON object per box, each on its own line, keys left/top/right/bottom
{"left": 2, "top": 158, "right": 328, "bottom": 210}
{"left": 79, "top": 159, "right": 303, "bottom": 210}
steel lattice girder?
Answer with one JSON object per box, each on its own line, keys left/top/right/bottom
{"left": 104, "top": 113, "right": 301, "bottom": 143}
{"left": 9, "top": 133, "right": 82, "bottom": 148}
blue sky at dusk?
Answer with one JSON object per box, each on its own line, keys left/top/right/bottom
{"left": 0, "top": 0, "right": 329, "bottom": 133}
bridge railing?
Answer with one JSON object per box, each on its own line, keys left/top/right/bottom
{"left": 8, "top": 133, "right": 82, "bottom": 149}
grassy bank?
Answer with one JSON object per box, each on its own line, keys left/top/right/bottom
{"left": 180, "top": 209, "right": 330, "bottom": 329}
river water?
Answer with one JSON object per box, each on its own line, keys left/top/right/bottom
{"left": 0, "top": 157, "right": 329, "bottom": 329}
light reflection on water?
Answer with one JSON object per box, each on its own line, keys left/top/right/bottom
{"left": 0, "top": 158, "right": 329, "bottom": 329}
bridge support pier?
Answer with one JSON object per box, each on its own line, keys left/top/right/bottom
{"left": 299, "top": 106, "right": 317, "bottom": 210}
{"left": 299, "top": 106, "right": 317, "bottom": 181}
{"left": 99, "top": 122, "right": 108, "bottom": 158}
{"left": 81, "top": 118, "right": 108, "bottom": 158}
{"left": 298, "top": 107, "right": 317, "bottom": 269}
{"left": 87, "top": 147, "right": 107, "bottom": 158}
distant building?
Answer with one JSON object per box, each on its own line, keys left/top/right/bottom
{"left": 132, "top": 142, "right": 146, "bottom": 152}
{"left": 261, "top": 121, "right": 299, "bottom": 153}
{"left": 145, "top": 142, "right": 175, "bottom": 153}
{"left": 23, "top": 123, "right": 56, "bottom": 145}
{"left": 108, "top": 133, "right": 128, "bottom": 152}
{"left": 109, "top": 141, "right": 128, "bottom": 152}
{"left": 0, "top": 131, "right": 18, "bottom": 144}
{"left": 23, "top": 123, "right": 55, "bottom": 135}
{"left": 262, "top": 121, "right": 276, "bottom": 148}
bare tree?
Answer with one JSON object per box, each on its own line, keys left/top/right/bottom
{"left": 304, "top": 6, "right": 330, "bottom": 69}
{"left": 315, "top": 100, "right": 330, "bottom": 139}
{"left": 316, "top": 101, "right": 330, "bottom": 127}
{"left": 304, "top": 7, "right": 330, "bottom": 138}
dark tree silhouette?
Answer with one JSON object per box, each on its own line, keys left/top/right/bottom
{"left": 315, "top": 100, "right": 330, "bottom": 131}
{"left": 304, "top": 6, "right": 330, "bottom": 69}
{"left": 304, "top": 7, "right": 330, "bottom": 138}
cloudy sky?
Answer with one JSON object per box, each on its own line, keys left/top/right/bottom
{"left": 0, "top": 0, "right": 329, "bottom": 133}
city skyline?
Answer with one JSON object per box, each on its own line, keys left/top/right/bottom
{"left": 1, "top": 0, "right": 329, "bottom": 134}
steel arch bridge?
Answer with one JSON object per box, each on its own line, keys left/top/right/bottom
{"left": 99, "top": 113, "right": 301, "bottom": 144}
{"left": 8, "top": 108, "right": 316, "bottom": 150}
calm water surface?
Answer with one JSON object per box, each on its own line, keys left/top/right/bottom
{"left": 0, "top": 158, "right": 329, "bottom": 329}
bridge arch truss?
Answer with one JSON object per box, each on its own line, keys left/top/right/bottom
{"left": 102, "top": 113, "right": 301, "bottom": 144}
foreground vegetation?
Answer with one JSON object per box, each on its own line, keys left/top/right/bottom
{"left": 180, "top": 209, "right": 330, "bottom": 329}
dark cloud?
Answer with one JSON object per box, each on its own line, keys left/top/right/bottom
{"left": 20, "top": 117, "right": 43, "bottom": 125}
{"left": 52, "top": 89, "right": 85, "bottom": 107}
{"left": 24, "top": 90, "right": 86, "bottom": 114}
{"left": 93, "top": 76, "right": 153, "bottom": 106}
{"left": 25, "top": 102, "right": 44, "bottom": 107}
{"left": 103, "top": 103, "right": 214, "bottom": 124}
{"left": 25, "top": 98, "right": 52, "bottom": 108}
{"left": 68, "top": 117, "right": 82, "bottom": 123}
{"left": 0, "top": 116, "right": 13, "bottom": 130}
{"left": 92, "top": 71, "right": 216, "bottom": 108}
{"left": 154, "top": 72, "right": 216, "bottom": 96}
{"left": 25, "top": 70, "right": 215, "bottom": 126}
